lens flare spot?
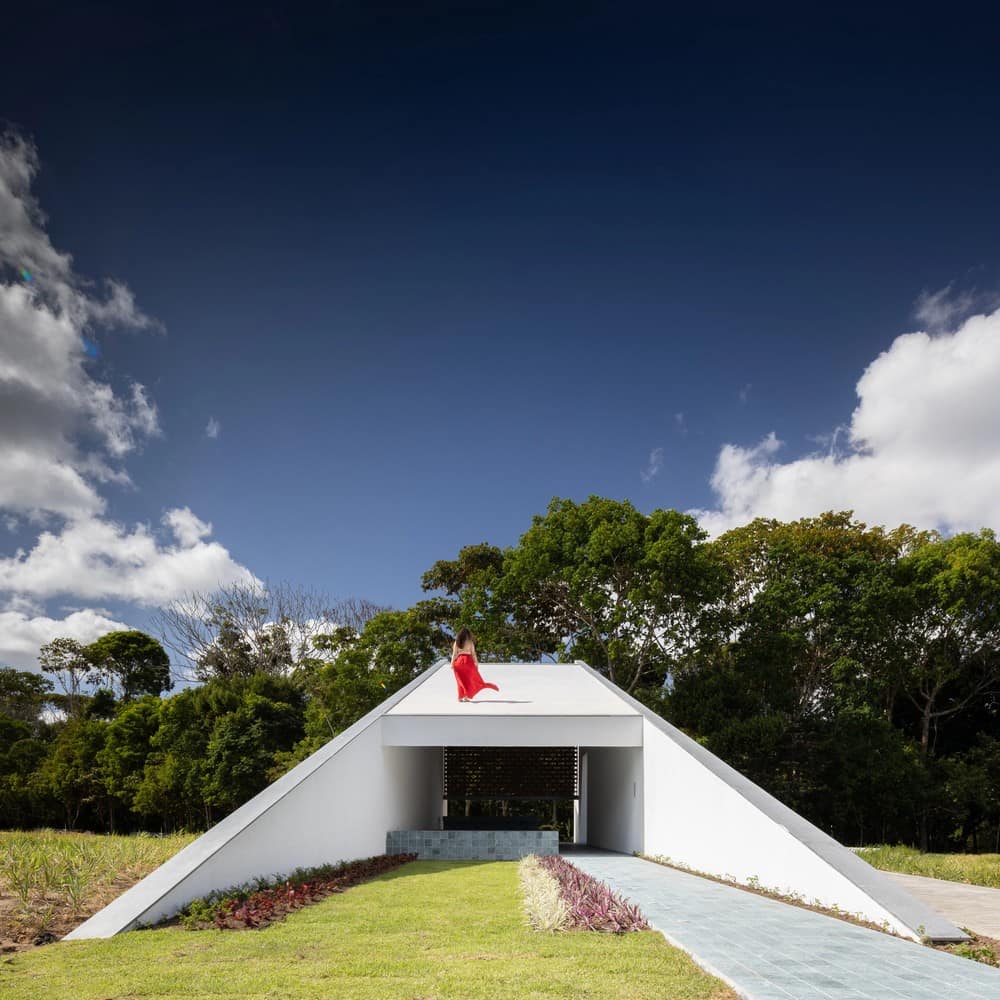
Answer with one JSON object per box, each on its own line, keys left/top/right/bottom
{"left": 82, "top": 338, "right": 99, "bottom": 358}
{"left": 20, "top": 268, "right": 33, "bottom": 282}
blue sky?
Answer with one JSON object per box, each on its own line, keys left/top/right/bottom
{"left": 2, "top": 4, "right": 1000, "bottom": 669}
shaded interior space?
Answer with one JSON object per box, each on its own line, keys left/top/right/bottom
{"left": 443, "top": 746, "right": 579, "bottom": 842}
{"left": 388, "top": 744, "right": 644, "bottom": 856}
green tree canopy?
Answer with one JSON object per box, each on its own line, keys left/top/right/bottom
{"left": 83, "top": 630, "right": 172, "bottom": 701}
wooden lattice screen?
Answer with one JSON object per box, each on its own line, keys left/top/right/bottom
{"left": 443, "top": 747, "right": 579, "bottom": 799}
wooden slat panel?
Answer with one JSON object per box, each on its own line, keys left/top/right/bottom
{"left": 444, "top": 747, "right": 579, "bottom": 799}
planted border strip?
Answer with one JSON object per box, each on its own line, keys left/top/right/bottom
{"left": 521, "top": 855, "right": 650, "bottom": 934}
{"left": 179, "top": 853, "right": 417, "bottom": 931}
{"left": 519, "top": 854, "right": 570, "bottom": 932}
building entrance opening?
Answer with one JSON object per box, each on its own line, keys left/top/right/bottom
{"left": 443, "top": 746, "right": 579, "bottom": 843}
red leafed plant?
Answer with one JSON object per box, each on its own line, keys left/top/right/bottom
{"left": 536, "top": 856, "right": 649, "bottom": 933}
{"left": 181, "top": 853, "right": 417, "bottom": 931}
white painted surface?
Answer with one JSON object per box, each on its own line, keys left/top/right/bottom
{"left": 641, "top": 717, "right": 919, "bottom": 939}
{"left": 70, "top": 656, "right": 964, "bottom": 944}
{"left": 388, "top": 662, "right": 638, "bottom": 716}
{"left": 382, "top": 713, "right": 641, "bottom": 747}
{"left": 585, "top": 746, "right": 643, "bottom": 854}
{"left": 69, "top": 729, "right": 441, "bottom": 937}
{"left": 66, "top": 660, "right": 455, "bottom": 939}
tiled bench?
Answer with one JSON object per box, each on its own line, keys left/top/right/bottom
{"left": 387, "top": 829, "right": 558, "bottom": 860}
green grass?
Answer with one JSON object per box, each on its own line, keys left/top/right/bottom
{"left": 0, "top": 860, "right": 735, "bottom": 999}
{"left": 857, "top": 845, "right": 1000, "bottom": 888}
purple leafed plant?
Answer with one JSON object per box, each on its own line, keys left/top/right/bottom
{"left": 536, "top": 856, "right": 649, "bottom": 933}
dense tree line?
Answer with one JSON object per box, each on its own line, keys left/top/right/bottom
{"left": 1, "top": 499, "right": 998, "bottom": 852}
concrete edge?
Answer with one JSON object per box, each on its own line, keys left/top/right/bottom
{"left": 573, "top": 660, "right": 970, "bottom": 944}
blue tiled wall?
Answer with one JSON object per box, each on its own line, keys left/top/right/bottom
{"left": 386, "top": 829, "right": 558, "bottom": 860}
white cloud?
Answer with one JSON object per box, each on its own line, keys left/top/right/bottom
{"left": 640, "top": 447, "right": 664, "bottom": 484}
{"left": 0, "top": 133, "right": 161, "bottom": 520}
{"left": 693, "top": 307, "right": 1000, "bottom": 536}
{"left": 0, "top": 131, "right": 259, "bottom": 666}
{"left": 163, "top": 506, "right": 213, "bottom": 547}
{"left": 674, "top": 412, "right": 687, "bottom": 435}
{"left": 911, "top": 283, "right": 1000, "bottom": 333}
{"left": 205, "top": 416, "right": 220, "bottom": 439}
{"left": 0, "top": 607, "right": 131, "bottom": 671}
{"left": 0, "top": 510, "right": 257, "bottom": 606}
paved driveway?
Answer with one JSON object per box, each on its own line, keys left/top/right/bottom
{"left": 567, "top": 851, "right": 1000, "bottom": 1000}
{"left": 886, "top": 872, "right": 1000, "bottom": 939}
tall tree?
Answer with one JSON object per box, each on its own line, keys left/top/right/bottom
{"left": 0, "top": 667, "right": 53, "bottom": 725}
{"left": 502, "top": 497, "right": 719, "bottom": 693}
{"left": 153, "top": 582, "right": 387, "bottom": 681}
{"left": 83, "top": 630, "right": 172, "bottom": 701}
{"left": 37, "top": 638, "right": 90, "bottom": 719}
{"left": 891, "top": 529, "right": 1000, "bottom": 761}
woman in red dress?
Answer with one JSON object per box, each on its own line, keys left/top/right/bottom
{"left": 451, "top": 628, "right": 499, "bottom": 702}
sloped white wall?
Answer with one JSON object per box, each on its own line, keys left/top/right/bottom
{"left": 585, "top": 746, "right": 643, "bottom": 854}
{"left": 68, "top": 729, "right": 440, "bottom": 937}
{"left": 641, "top": 718, "right": 915, "bottom": 937}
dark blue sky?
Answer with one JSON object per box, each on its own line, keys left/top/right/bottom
{"left": 3, "top": 3, "right": 999, "bottom": 624}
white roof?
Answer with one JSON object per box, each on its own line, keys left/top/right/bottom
{"left": 387, "top": 662, "right": 640, "bottom": 717}
{"left": 383, "top": 661, "right": 643, "bottom": 747}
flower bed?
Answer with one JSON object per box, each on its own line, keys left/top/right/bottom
{"left": 180, "top": 853, "right": 417, "bottom": 931}
{"left": 520, "top": 854, "right": 649, "bottom": 934}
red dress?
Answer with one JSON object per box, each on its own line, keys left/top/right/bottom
{"left": 452, "top": 653, "right": 499, "bottom": 701}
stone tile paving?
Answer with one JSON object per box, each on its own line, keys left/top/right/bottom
{"left": 566, "top": 851, "right": 1000, "bottom": 1000}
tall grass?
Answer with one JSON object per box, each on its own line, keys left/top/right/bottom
{"left": 857, "top": 845, "right": 1000, "bottom": 888}
{"left": 0, "top": 829, "right": 194, "bottom": 939}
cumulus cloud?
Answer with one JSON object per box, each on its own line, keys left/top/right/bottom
{"left": 0, "top": 607, "right": 131, "bottom": 671}
{"left": 0, "top": 509, "right": 256, "bottom": 605}
{"left": 640, "top": 447, "right": 664, "bottom": 483}
{"left": 205, "top": 416, "right": 220, "bottom": 439}
{"left": 912, "top": 283, "right": 999, "bottom": 333}
{"left": 0, "top": 134, "right": 161, "bottom": 519}
{"left": 0, "top": 131, "right": 258, "bottom": 669}
{"left": 693, "top": 307, "right": 1000, "bottom": 536}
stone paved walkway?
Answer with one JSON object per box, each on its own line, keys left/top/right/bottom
{"left": 886, "top": 872, "right": 1000, "bottom": 939}
{"left": 566, "top": 851, "right": 1000, "bottom": 1000}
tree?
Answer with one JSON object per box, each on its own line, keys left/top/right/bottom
{"left": 83, "top": 631, "right": 172, "bottom": 701}
{"left": 421, "top": 543, "right": 560, "bottom": 660}
{"left": 153, "top": 582, "right": 387, "bottom": 681}
{"left": 0, "top": 667, "right": 53, "bottom": 725}
{"left": 134, "top": 686, "right": 218, "bottom": 829}
{"left": 202, "top": 676, "right": 306, "bottom": 813}
{"left": 502, "top": 497, "right": 719, "bottom": 693}
{"left": 36, "top": 719, "right": 110, "bottom": 830}
{"left": 891, "top": 530, "right": 1000, "bottom": 760}
{"left": 38, "top": 638, "right": 90, "bottom": 719}
{"left": 705, "top": 512, "right": 909, "bottom": 722}
{"left": 299, "top": 609, "right": 450, "bottom": 754}
{"left": 98, "top": 697, "right": 163, "bottom": 830}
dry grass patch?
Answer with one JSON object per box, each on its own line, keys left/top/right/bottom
{"left": 0, "top": 829, "right": 194, "bottom": 950}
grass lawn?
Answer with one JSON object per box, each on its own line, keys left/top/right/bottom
{"left": 857, "top": 845, "right": 1000, "bottom": 889}
{"left": 0, "top": 860, "right": 735, "bottom": 999}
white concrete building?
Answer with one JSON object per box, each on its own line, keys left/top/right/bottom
{"left": 68, "top": 659, "right": 966, "bottom": 942}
